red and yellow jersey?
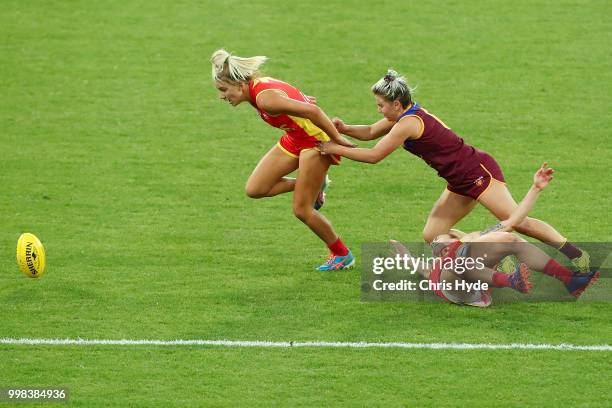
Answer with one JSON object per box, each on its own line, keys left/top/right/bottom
{"left": 248, "top": 77, "right": 330, "bottom": 142}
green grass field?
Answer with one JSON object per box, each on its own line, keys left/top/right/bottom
{"left": 1, "top": 0, "right": 611, "bottom": 406}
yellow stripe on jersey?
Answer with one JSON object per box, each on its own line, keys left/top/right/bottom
{"left": 421, "top": 107, "right": 451, "bottom": 129}
{"left": 251, "top": 77, "right": 272, "bottom": 86}
{"left": 252, "top": 77, "right": 291, "bottom": 87}
{"left": 288, "top": 115, "right": 330, "bottom": 141}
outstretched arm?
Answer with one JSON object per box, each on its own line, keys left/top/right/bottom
{"left": 318, "top": 117, "right": 420, "bottom": 164}
{"left": 481, "top": 163, "right": 554, "bottom": 234}
{"left": 332, "top": 117, "right": 395, "bottom": 141}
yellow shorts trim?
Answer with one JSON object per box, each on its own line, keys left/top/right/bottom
{"left": 476, "top": 164, "right": 506, "bottom": 201}
{"left": 276, "top": 142, "right": 299, "bottom": 159}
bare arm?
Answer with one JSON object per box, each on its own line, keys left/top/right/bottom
{"left": 257, "top": 91, "right": 355, "bottom": 147}
{"left": 319, "top": 117, "right": 420, "bottom": 164}
{"left": 481, "top": 163, "right": 554, "bottom": 234}
{"left": 389, "top": 240, "right": 430, "bottom": 279}
{"left": 333, "top": 117, "right": 396, "bottom": 141}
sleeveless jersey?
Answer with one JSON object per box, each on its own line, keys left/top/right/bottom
{"left": 248, "top": 77, "right": 330, "bottom": 142}
{"left": 398, "top": 104, "right": 483, "bottom": 187}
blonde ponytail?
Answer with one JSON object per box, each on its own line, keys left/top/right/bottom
{"left": 211, "top": 49, "right": 268, "bottom": 83}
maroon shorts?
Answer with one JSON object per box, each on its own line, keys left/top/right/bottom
{"left": 446, "top": 152, "right": 505, "bottom": 200}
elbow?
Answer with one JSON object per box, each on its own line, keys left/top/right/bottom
{"left": 366, "top": 130, "right": 381, "bottom": 141}
{"left": 366, "top": 153, "right": 384, "bottom": 164}
{"left": 307, "top": 105, "right": 324, "bottom": 121}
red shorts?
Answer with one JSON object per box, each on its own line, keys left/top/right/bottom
{"left": 446, "top": 152, "right": 505, "bottom": 200}
{"left": 277, "top": 134, "right": 341, "bottom": 165}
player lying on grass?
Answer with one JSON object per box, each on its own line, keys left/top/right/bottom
{"left": 389, "top": 163, "right": 600, "bottom": 307}
{"left": 211, "top": 49, "right": 355, "bottom": 270}
{"left": 319, "top": 69, "right": 590, "bottom": 273}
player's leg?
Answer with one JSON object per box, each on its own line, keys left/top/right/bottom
{"left": 468, "top": 232, "right": 599, "bottom": 297}
{"left": 478, "top": 182, "right": 563, "bottom": 242}
{"left": 314, "top": 173, "right": 330, "bottom": 211}
{"left": 478, "top": 181, "right": 590, "bottom": 271}
{"left": 461, "top": 232, "right": 531, "bottom": 293}
{"left": 245, "top": 145, "right": 299, "bottom": 198}
{"left": 293, "top": 149, "right": 353, "bottom": 270}
{"left": 422, "top": 189, "right": 477, "bottom": 243}
{"left": 468, "top": 232, "right": 527, "bottom": 266}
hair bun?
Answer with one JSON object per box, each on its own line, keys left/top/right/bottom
{"left": 383, "top": 70, "right": 397, "bottom": 83}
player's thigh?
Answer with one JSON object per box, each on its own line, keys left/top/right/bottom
{"left": 423, "top": 189, "right": 477, "bottom": 242}
{"left": 478, "top": 181, "right": 518, "bottom": 220}
{"left": 246, "top": 145, "right": 299, "bottom": 195}
{"left": 294, "top": 149, "right": 331, "bottom": 207}
{"left": 469, "top": 232, "right": 522, "bottom": 266}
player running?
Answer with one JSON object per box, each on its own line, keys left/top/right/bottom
{"left": 211, "top": 49, "right": 355, "bottom": 270}
{"left": 319, "top": 69, "right": 590, "bottom": 272}
{"left": 389, "top": 163, "right": 600, "bottom": 307}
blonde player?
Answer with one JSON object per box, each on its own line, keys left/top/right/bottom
{"left": 211, "top": 49, "right": 355, "bottom": 270}
{"left": 320, "top": 69, "right": 590, "bottom": 272}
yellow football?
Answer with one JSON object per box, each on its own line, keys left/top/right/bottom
{"left": 16, "top": 233, "right": 46, "bottom": 278}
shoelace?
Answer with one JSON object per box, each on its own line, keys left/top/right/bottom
{"left": 509, "top": 267, "right": 523, "bottom": 288}
{"left": 323, "top": 254, "right": 336, "bottom": 265}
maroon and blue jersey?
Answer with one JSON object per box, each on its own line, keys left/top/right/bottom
{"left": 398, "top": 103, "right": 501, "bottom": 190}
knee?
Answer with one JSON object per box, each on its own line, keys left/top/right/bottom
{"left": 503, "top": 233, "right": 527, "bottom": 253}
{"left": 422, "top": 227, "right": 438, "bottom": 244}
{"left": 245, "top": 184, "right": 267, "bottom": 199}
{"left": 293, "top": 203, "right": 313, "bottom": 223}
{"left": 493, "top": 231, "right": 524, "bottom": 243}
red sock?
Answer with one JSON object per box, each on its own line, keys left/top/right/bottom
{"left": 328, "top": 238, "right": 348, "bottom": 256}
{"left": 543, "top": 259, "right": 572, "bottom": 284}
{"left": 492, "top": 272, "right": 512, "bottom": 288}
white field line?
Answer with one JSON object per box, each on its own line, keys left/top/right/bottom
{"left": 0, "top": 338, "right": 610, "bottom": 351}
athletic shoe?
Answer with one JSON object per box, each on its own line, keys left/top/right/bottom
{"left": 496, "top": 255, "right": 518, "bottom": 274}
{"left": 565, "top": 270, "right": 600, "bottom": 299}
{"left": 316, "top": 250, "right": 355, "bottom": 271}
{"left": 508, "top": 263, "right": 532, "bottom": 293}
{"left": 314, "top": 175, "right": 330, "bottom": 211}
{"left": 571, "top": 251, "right": 591, "bottom": 273}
